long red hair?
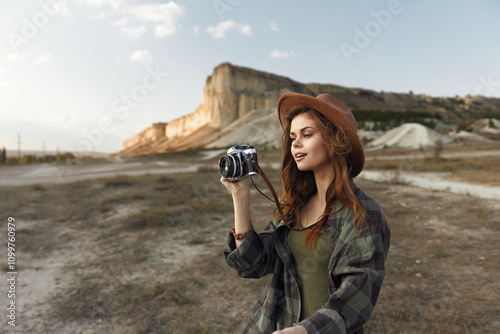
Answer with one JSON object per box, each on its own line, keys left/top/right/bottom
{"left": 277, "top": 107, "right": 366, "bottom": 249}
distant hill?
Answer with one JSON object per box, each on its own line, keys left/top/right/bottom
{"left": 117, "top": 62, "right": 500, "bottom": 156}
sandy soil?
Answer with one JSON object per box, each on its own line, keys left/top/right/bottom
{"left": 0, "top": 158, "right": 201, "bottom": 187}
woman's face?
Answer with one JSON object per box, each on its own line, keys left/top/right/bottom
{"left": 289, "top": 113, "right": 331, "bottom": 173}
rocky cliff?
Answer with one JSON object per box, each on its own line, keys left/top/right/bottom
{"left": 120, "top": 62, "right": 308, "bottom": 154}
{"left": 118, "top": 62, "right": 500, "bottom": 156}
{"left": 122, "top": 122, "right": 167, "bottom": 150}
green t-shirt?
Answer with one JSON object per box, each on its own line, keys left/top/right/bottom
{"left": 287, "top": 226, "right": 336, "bottom": 320}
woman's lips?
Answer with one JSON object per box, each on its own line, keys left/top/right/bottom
{"left": 295, "top": 153, "right": 307, "bottom": 162}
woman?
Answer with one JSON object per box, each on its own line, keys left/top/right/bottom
{"left": 221, "top": 92, "right": 390, "bottom": 334}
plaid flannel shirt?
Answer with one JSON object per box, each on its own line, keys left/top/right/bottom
{"left": 223, "top": 182, "right": 390, "bottom": 334}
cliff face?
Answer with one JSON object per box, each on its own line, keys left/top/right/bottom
{"left": 119, "top": 62, "right": 310, "bottom": 155}
{"left": 118, "top": 62, "right": 500, "bottom": 156}
{"left": 164, "top": 105, "right": 209, "bottom": 140}
{"left": 203, "top": 63, "right": 306, "bottom": 127}
{"left": 122, "top": 122, "right": 166, "bottom": 150}
{"left": 162, "top": 63, "right": 300, "bottom": 141}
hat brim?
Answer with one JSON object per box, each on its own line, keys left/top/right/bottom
{"left": 277, "top": 92, "right": 364, "bottom": 178}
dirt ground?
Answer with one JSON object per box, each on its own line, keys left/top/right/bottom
{"left": 0, "top": 147, "right": 499, "bottom": 333}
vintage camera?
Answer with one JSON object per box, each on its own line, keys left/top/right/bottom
{"left": 219, "top": 145, "right": 258, "bottom": 181}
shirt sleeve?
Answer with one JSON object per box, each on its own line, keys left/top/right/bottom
{"left": 223, "top": 221, "right": 279, "bottom": 279}
{"left": 299, "top": 218, "right": 390, "bottom": 334}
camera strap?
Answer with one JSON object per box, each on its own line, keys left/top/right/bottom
{"left": 251, "top": 161, "right": 290, "bottom": 228}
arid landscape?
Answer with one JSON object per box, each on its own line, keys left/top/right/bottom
{"left": 1, "top": 141, "right": 499, "bottom": 333}
{"left": 2, "top": 1, "right": 500, "bottom": 333}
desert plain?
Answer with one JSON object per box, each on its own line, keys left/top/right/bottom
{"left": 0, "top": 141, "right": 499, "bottom": 333}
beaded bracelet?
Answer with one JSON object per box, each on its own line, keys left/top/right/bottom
{"left": 231, "top": 226, "right": 252, "bottom": 241}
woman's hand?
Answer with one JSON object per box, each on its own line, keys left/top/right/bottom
{"left": 220, "top": 176, "right": 250, "bottom": 200}
{"left": 273, "top": 325, "right": 308, "bottom": 334}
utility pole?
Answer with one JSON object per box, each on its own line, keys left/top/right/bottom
{"left": 17, "top": 133, "right": 21, "bottom": 161}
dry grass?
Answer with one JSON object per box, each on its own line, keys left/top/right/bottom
{"left": 0, "top": 159, "right": 499, "bottom": 333}
{"left": 443, "top": 170, "right": 500, "bottom": 186}
{"left": 360, "top": 182, "right": 500, "bottom": 334}
{"left": 364, "top": 142, "right": 500, "bottom": 187}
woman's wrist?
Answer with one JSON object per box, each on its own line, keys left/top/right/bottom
{"left": 231, "top": 223, "right": 252, "bottom": 240}
{"left": 232, "top": 189, "right": 250, "bottom": 202}
{"left": 232, "top": 193, "right": 250, "bottom": 221}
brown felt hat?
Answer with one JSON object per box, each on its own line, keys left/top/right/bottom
{"left": 277, "top": 92, "right": 364, "bottom": 178}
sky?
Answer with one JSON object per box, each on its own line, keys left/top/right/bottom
{"left": 1, "top": 0, "right": 499, "bottom": 154}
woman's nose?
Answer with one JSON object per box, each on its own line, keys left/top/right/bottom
{"left": 292, "top": 138, "right": 302, "bottom": 148}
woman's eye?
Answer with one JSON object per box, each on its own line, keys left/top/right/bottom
{"left": 290, "top": 137, "right": 296, "bottom": 141}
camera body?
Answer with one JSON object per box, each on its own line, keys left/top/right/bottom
{"left": 219, "top": 145, "right": 258, "bottom": 181}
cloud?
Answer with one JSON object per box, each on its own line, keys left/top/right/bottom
{"left": 110, "top": 17, "right": 145, "bottom": 38}
{"left": 81, "top": 0, "right": 185, "bottom": 38}
{"left": 0, "top": 67, "right": 5, "bottom": 76}
{"left": 269, "top": 22, "right": 279, "bottom": 32}
{"left": 52, "top": 115, "right": 77, "bottom": 125}
{"left": 154, "top": 25, "right": 174, "bottom": 38}
{"left": 129, "top": 2, "right": 185, "bottom": 37}
{"left": 35, "top": 53, "right": 54, "bottom": 65}
{"left": 6, "top": 53, "right": 27, "bottom": 62}
{"left": 269, "top": 50, "right": 296, "bottom": 59}
{"left": 79, "top": 0, "right": 125, "bottom": 10}
{"left": 129, "top": 50, "right": 153, "bottom": 63}
{"left": 121, "top": 25, "right": 147, "bottom": 38}
{"left": 193, "top": 25, "right": 201, "bottom": 34}
{"left": 90, "top": 12, "right": 107, "bottom": 20}
{"left": 110, "top": 17, "right": 129, "bottom": 26}
{"left": 206, "top": 20, "right": 252, "bottom": 39}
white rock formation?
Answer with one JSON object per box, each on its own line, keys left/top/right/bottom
{"left": 368, "top": 123, "right": 453, "bottom": 148}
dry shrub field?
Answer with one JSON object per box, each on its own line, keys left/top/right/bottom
{"left": 0, "top": 150, "right": 499, "bottom": 333}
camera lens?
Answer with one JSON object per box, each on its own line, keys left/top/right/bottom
{"left": 219, "top": 155, "right": 239, "bottom": 178}
{"left": 219, "top": 156, "right": 230, "bottom": 177}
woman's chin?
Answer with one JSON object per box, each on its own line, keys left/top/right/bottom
{"left": 296, "top": 163, "right": 311, "bottom": 172}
